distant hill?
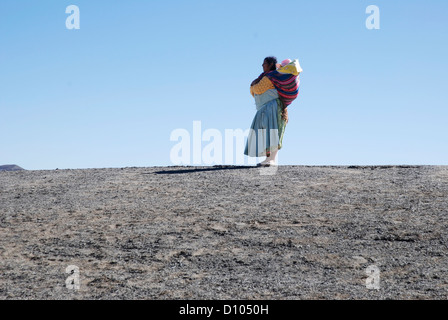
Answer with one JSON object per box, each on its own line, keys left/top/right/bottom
{"left": 0, "top": 164, "right": 25, "bottom": 171}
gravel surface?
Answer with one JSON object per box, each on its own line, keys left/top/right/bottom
{"left": 0, "top": 165, "right": 447, "bottom": 300}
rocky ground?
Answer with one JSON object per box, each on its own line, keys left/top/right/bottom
{"left": 0, "top": 165, "right": 447, "bottom": 300}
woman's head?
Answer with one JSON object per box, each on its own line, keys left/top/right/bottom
{"left": 262, "top": 56, "right": 277, "bottom": 73}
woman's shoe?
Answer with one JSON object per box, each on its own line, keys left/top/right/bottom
{"left": 257, "top": 162, "right": 271, "bottom": 167}
{"left": 257, "top": 160, "right": 276, "bottom": 167}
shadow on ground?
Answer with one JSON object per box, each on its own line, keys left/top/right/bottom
{"left": 153, "top": 165, "right": 258, "bottom": 175}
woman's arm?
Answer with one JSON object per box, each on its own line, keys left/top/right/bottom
{"left": 250, "top": 76, "right": 275, "bottom": 96}
{"left": 251, "top": 72, "right": 266, "bottom": 86}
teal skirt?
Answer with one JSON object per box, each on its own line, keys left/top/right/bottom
{"left": 244, "top": 98, "right": 286, "bottom": 157}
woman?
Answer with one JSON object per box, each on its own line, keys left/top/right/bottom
{"left": 244, "top": 56, "right": 301, "bottom": 166}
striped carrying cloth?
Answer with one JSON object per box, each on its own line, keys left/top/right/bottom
{"left": 265, "top": 59, "right": 302, "bottom": 107}
{"left": 256, "top": 59, "right": 303, "bottom": 107}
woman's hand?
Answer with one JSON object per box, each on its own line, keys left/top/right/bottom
{"left": 281, "top": 107, "right": 288, "bottom": 123}
{"left": 251, "top": 72, "right": 266, "bottom": 87}
{"left": 251, "top": 78, "right": 261, "bottom": 86}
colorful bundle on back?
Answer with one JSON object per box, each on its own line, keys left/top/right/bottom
{"left": 266, "top": 59, "right": 302, "bottom": 107}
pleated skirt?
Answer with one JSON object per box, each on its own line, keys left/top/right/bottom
{"left": 244, "top": 98, "right": 286, "bottom": 157}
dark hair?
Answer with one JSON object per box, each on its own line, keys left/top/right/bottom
{"left": 264, "top": 56, "right": 277, "bottom": 71}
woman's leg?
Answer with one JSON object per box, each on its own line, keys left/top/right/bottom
{"left": 260, "top": 147, "right": 278, "bottom": 165}
{"left": 269, "top": 148, "right": 278, "bottom": 163}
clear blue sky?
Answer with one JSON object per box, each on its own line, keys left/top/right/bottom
{"left": 1, "top": 0, "right": 447, "bottom": 170}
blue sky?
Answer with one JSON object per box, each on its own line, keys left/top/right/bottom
{"left": 1, "top": 0, "right": 447, "bottom": 170}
